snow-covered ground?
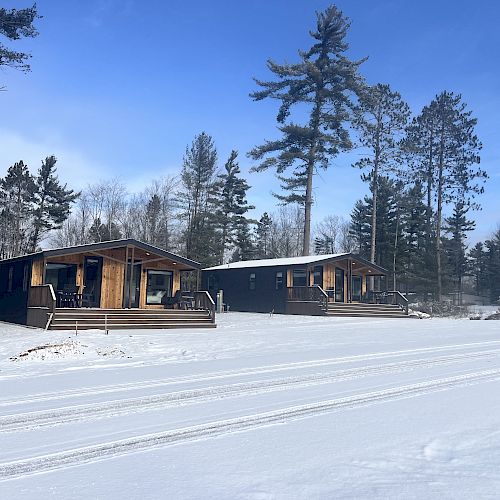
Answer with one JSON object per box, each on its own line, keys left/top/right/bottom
{"left": 1, "top": 312, "right": 500, "bottom": 499}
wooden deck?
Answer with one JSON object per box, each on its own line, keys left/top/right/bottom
{"left": 49, "top": 308, "right": 216, "bottom": 330}
{"left": 286, "top": 286, "right": 409, "bottom": 318}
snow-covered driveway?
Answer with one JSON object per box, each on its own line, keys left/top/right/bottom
{"left": 0, "top": 312, "right": 499, "bottom": 499}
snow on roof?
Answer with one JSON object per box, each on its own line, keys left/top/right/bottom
{"left": 203, "top": 253, "right": 349, "bottom": 271}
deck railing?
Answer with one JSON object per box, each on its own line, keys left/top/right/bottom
{"left": 28, "top": 284, "right": 56, "bottom": 311}
{"left": 193, "top": 290, "right": 216, "bottom": 323}
{"left": 287, "top": 285, "right": 329, "bottom": 312}
{"left": 27, "top": 284, "right": 56, "bottom": 329}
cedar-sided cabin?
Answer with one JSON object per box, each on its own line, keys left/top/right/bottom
{"left": 202, "top": 254, "right": 408, "bottom": 318}
{"left": 0, "top": 239, "right": 215, "bottom": 330}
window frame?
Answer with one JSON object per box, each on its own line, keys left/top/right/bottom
{"left": 275, "top": 271, "right": 284, "bottom": 290}
{"left": 146, "top": 269, "right": 174, "bottom": 305}
{"left": 292, "top": 268, "right": 307, "bottom": 287}
{"left": 249, "top": 272, "right": 256, "bottom": 291}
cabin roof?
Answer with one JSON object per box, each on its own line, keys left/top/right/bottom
{"left": 0, "top": 239, "right": 201, "bottom": 270}
{"left": 203, "top": 253, "right": 388, "bottom": 275}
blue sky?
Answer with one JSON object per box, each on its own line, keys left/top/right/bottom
{"left": 0, "top": 0, "right": 498, "bottom": 242}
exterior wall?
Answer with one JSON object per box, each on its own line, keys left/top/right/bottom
{"left": 0, "top": 257, "right": 31, "bottom": 325}
{"left": 100, "top": 249, "right": 126, "bottom": 309}
{"left": 202, "top": 266, "right": 288, "bottom": 313}
{"left": 324, "top": 264, "right": 335, "bottom": 291}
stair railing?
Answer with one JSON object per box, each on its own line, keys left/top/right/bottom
{"left": 193, "top": 291, "right": 216, "bottom": 323}
{"left": 388, "top": 290, "right": 409, "bottom": 315}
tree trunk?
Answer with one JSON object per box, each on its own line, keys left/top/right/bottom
{"left": 302, "top": 158, "right": 314, "bottom": 256}
{"left": 426, "top": 129, "right": 434, "bottom": 243}
{"left": 436, "top": 124, "right": 445, "bottom": 302}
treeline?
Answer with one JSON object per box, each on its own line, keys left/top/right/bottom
{"left": 245, "top": 6, "right": 490, "bottom": 302}
{"left": 47, "top": 132, "right": 309, "bottom": 267}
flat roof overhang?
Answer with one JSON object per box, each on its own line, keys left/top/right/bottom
{"left": 0, "top": 239, "right": 201, "bottom": 271}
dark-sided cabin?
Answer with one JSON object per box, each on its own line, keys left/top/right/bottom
{"left": 202, "top": 254, "right": 408, "bottom": 318}
{"left": 0, "top": 239, "right": 215, "bottom": 330}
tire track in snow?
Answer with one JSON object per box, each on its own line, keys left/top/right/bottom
{"left": 3, "top": 342, "right": 500, "bottom": 408}
{"left": 2, "top": 349, "right": 499, "bottom": 433}
{"left": 1, "top": 368, "right": 500, "bottom": 481}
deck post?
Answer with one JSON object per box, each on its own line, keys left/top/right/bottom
{"left": 128, "top": 246, "right": 135, "bottom": 308}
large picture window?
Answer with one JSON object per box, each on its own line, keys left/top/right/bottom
{"left": 146, "top": 270, "right": 173, "bottom": 305}
{"left": 45, "top": 263, "right": 77, "bottom": 291}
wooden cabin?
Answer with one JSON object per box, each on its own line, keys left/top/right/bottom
{"left": 202, "top": 254, "right": 408, "bottom": 318}
{"left": 0, "top": 239, "right": 215, "bottom": 330}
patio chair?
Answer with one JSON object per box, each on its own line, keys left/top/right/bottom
{"left": 162, "top": 290, "right": 182, "bottom": 309}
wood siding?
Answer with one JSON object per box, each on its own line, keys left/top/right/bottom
{"left": 31, "top": 258, "right": 44, "bottom": 286}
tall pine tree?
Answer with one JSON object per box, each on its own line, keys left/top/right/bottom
{"left": 404, "top": 92, "right": 486, "bottom": 300}
{"left": 30, "top": 156, "right": 79, "bottom": 252}
{"left": 249, "top": 5, "right": 366, "bottom": 255}
{"left": 212, "top": 151, "right": 254, "bottom": 264}
{"left": 177, "top": 132, "right": 219, "bottom": 266}
{"left": 352, "top": 83, "right": 410, "bottom": 267}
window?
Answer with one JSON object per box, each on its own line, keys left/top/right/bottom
{"left": 313, "top": 266, "right": 323, "bottom": 286}
{"left": 275, "top": 271, "right": 284, "bottom": 290}
{"left": 146, "top": 270, "right": 173, "bottom": 305}
{"left": 23, "top": 263, "right": 30, "bottom": 292}
{"left": 7, "top": 266, "right": 13, "bottom": 293}
{"left": 249, "top": 273, "right": 256, "bottom": 290}
{"left": 207, "top": 274, "right": 218, "bottom": 292}
{"left": 292, "top": 269, "right": 307, "bottom": 287}
{"left": 45, "top": 263, "right": 78, "bottom": 291}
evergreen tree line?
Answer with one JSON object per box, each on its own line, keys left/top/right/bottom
{"left": 247, "top": 5, "right": 488, "bottom": 302}
{"left": 46, "top": 132, "right": 318, "bottom": 268}
{"left": 0, "top": 156, "right": 78, "bottom": 259}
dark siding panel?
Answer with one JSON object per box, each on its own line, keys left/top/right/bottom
{"left": 0, "top": 259, "right": 31, "bottom": 325}
{"left": 202, "top": 266, "right": 288, "bottom": 313}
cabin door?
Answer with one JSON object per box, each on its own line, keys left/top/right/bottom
{"left": 124, "top": 261, "right": 141, "bottom": 308}
{"left": 335, "top": 268, "right": 344, "bottom": 302}
{"left": 83, "top": 256, "right": 103, "bottom": 307}
{"left": 352, "top": 276, "right": 362, "bottom": 302}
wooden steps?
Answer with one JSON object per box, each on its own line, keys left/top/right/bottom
{"left": 50, "top": 308, "right": 216, "bottom": 330}
{"left": 327, "top": 303, "right": 408, "bottom": 318}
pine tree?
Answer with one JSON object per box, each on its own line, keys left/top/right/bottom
{"left": 177, "top": 132, "right": 219, "bottom": 266}
{"left": 468, "top": 242, "right": 487, "bottom": 297}
{"left": 212, "top": 150, "right": 254, "bottom": 264}
{"left": 249, "top": 5, "right": 366, "bottom": 255}
{"left": 484, "top": 230, "right": 500, "bottom": 304}
{"left": 399, "top": 181, "right": 428, "bottom": 295}
{"left": 0, "top": 160, "right": 35, "bottom": 257}
{"left": 255, "top": 212, "right": 273, "bottom": 258}
{"left": 231, "top": 217, "right": 255, "bottom": 262}
{"left": 443, "top": 202, "right": 475, "bottom": 297}
{"left": 349, "top": 177, "right": 403, "bottom": 286}
{"left": 349, "top": 199, "right": 371, "bottom": 257}
{"left": 352, "top": 83, "right": 410, "bottom": 266}
{"left": 30, "top": 156, "right": 79, "bottom": 252}
{"left": 88, "top": 217, "right": 122, "bottom": 243}
{"left": 0, "top": 4, "right": 39, "bottom": 79}
{"left": 404, "top": 92, "right": 486, "bottom": 300}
